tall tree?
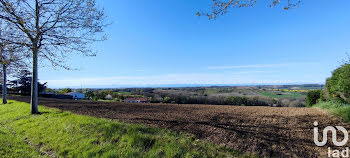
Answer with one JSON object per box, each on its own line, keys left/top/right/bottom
{"left": 198, "top": 0, "right": 302, "bottom": 19}
{"left": 0, "top": 22, "right": 26, "bottom": 104}
{"left": 10, "top": 69, "right": 47, "bottom": 96}
{"left": 0, "top": 0, "right": 107, "bottom": 114}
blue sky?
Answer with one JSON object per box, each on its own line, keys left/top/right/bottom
{"left": 40, "top": 0, "right": 350, "bottom": 88}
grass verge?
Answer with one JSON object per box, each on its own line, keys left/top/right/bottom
{"left": 314, "top": 101, "right": 350, "bottom": 122}
{"left": 0, "top": 100, "right": 252, "bottom": 158}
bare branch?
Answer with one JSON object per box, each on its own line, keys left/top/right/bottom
{"left": 198, "top": 0, "right": 302, "bottom": 19}
{"left": 0, "top": 0, "right": 107, "bottom": 69}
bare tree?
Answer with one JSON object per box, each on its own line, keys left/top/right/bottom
{"left": 0, "top": 0, "right": 107, "bottom": 114}
{"left": 0, "top": 22, "right": 26, "bottom": 104}
{"left": 198, "top": 0, "right": 302, "bottom": 19}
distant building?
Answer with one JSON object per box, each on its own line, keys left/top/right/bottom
{"left": 124, "top": 97, "right": 148, "bottom": 103}
{"left": 66, "top": 92, "right": 85, "bottom": 100}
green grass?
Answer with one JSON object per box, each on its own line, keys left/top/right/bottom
{"left": 0, "top": 100, "right": 252, "bottom": 158}
{"left": 0, "top": 126, "right": 45, "bottom": 158}
{"left": 259, "top": 91, "right": 305, "bottom": 99}
{"left": 116, "top": 91, "right": 132, "bottom": 95}
{"left": 314, "top": 101, "right": 350, "bottom": 122}
{"left": 97, "top": 99, "right": 117, "bottom": 102}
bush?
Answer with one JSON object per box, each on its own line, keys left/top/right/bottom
{"left": 319, "top": 90, "right": 326, "bottom": 102}
{"left": 326, "top": 64, "right": 350, "bottom": 103}
{"left": 281, "top": 99, "right": 291, "bottom": 106}
{"left": 224, "top": 96, "right": 272, "bottom": 106}
{"left": 289, "top": 100, "right": 305, "bottom": 107}
{"left": 306, "top": 90, "right": 322, "bottom": 107}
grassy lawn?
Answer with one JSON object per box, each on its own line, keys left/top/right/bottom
{"left": 259, "top": 91, "right": 305, "bottom": 99}
{"left": 0, "top": 100, "right": 252, "bottom": 158}
{"left": 314, "top": 101, "right": 350, "bottom": 122}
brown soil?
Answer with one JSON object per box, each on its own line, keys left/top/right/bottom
{"left": 10, "top": 96, "right": 350, "bottom": 157}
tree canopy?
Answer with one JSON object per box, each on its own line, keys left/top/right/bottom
{"left": 326, "top": 64, "right": 350, "bottom": 103}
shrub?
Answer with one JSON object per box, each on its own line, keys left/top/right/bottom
{"left": 289, "top": 100, "right": 305, "bottom": 107}
{"left": 306, "top": 90, "right": 322, "bottom": 107}
{"left": 163, "top": 96, "right": 171, "bottom": 103}
{"left": 281, "top": 99, "right": 291, "bottom": 107}
{"left": 319, "top": 90, "right": 327, "bottom": 102}
{"left": 325, "top": 64, "right": 350, "bottom": 103}
{"left": 224, "top": 96, "right": 272, "bottom": 106}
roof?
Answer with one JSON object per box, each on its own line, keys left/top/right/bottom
{"left": 125, "top": 97, "right": 148, "bottom": 101}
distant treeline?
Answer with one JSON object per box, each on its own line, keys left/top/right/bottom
{"left": 74, "top": 88, "right": 304, "bottom": 107}
{"left": 147, "top": 92, "right": 304, "bottom": 107}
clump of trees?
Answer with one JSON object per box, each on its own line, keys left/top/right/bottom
{"left": 83, "top": 89, "right": 144, "bottom": 101}
{"left": 9, "top": 70, "right": 47, "bottom": 95}
{"left": 306, "top": 63, "right": 350, "bottom": 107}
{"left": 148, "top": 93, "right": 282, "bottom": 106}
{"left": 305, "top": 90, "right": 322, "bottom": 107}
{"left": 55, "top": 88, "right": 72, "bottom": 95}
{"left": 324, "top": 64, "right": 350, "bottom": 104}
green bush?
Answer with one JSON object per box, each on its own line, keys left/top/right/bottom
{"left": 325, "top": 64, "right": 350, "bottom": 103}
{"left": 306, "top": 90, "right": 322, "bottom": 107}
{"left": 319, "top": 90, "right": 326, "bottom": 102}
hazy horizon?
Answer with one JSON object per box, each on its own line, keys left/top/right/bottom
{"left": 45, "top": 83, "right": 324, "bottom": 89}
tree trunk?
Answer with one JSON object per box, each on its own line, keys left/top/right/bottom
{"left": 31, "top": 0, "right": 40, "bottom": 114}
{"left": 31, "top": 48, "right": 39, "bottom": 114}
{"left": 2, "top": 64, "right": 6, "bottom": 104}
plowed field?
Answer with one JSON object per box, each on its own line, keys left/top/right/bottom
{"left": 9, "top": 96, "right": 350, "bottom": 157}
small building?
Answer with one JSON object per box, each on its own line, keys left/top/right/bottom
{"left": 66, "top": 92, "right": 85, "bottom": 100}
{"left": 124, "top": 97, "right": 148, "bottom": 103}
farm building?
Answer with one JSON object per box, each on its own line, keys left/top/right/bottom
{"left": 125, "top": 97, "right": 148, "bottom": 103}
{"left": 66, "top": 92, "right": 85, "bottom": 100}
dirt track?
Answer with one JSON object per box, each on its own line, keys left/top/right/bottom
{"left": 10, "top": 96, "right": 350, "bottom": 157}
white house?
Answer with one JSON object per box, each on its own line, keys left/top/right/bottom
{"left": 66, "top": 92, "right": 85, "bottom": 100}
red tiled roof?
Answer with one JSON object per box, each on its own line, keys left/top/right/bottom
{"left": 125, "top": 97, "right": 148, "bottom": 101}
